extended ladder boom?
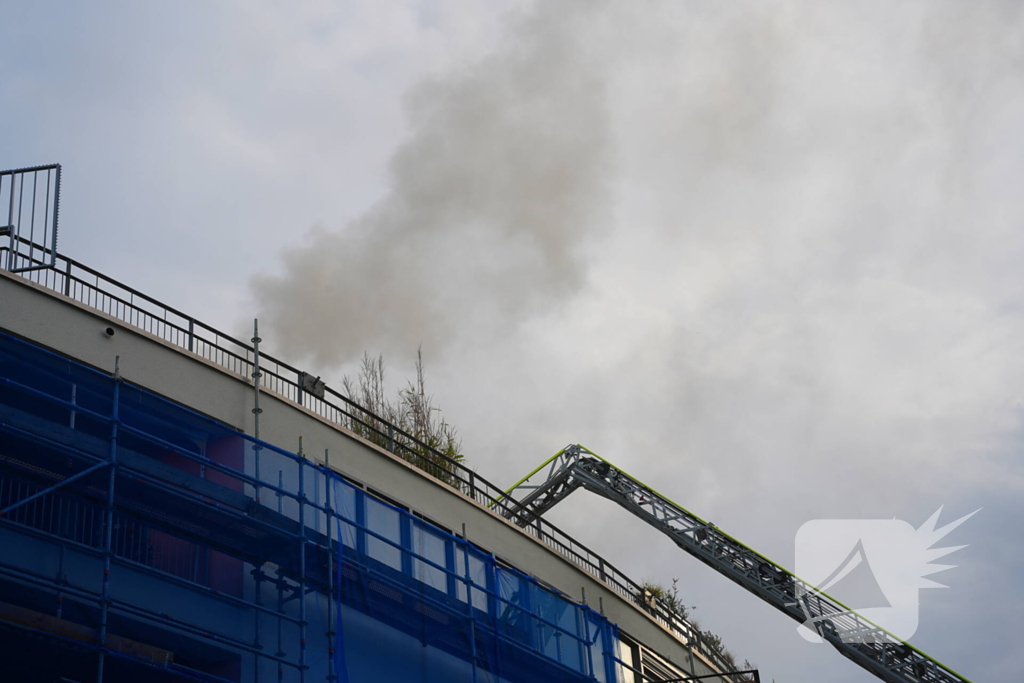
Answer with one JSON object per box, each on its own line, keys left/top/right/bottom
{"left": 503, "top": 445, "right": 971, "bottom": 683}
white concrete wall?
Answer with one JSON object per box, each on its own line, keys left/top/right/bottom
{"left": 0, "top": 269, "right": 722, "bottom": 677}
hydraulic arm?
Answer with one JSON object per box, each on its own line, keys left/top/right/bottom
{"left": 502, "top": 445, "right": 972, "bottom": 683}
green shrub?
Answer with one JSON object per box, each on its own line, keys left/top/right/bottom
{"left": 341, "top": 348, "right": 465, "bottom": 487}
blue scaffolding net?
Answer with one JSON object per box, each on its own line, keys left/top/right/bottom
{"left": 327, "top": 470, "right": 622, "bottom": 682}
{"left": 0, "top": 330, "right": 622, "bottom": 682}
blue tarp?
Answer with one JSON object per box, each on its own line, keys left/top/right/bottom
{"left": 329, "top": 474, "right": 621, "bottom": 683}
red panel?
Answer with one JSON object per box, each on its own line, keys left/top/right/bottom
{"left": 206, "top": 436, "right": 245, "bottom": 492}
{"left": 147, "top": 436, "right": 246, "bottom": 596}
{"left": 205, "top": 436, "right": 245, "bottom": 595}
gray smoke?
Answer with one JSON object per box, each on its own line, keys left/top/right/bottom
{"left": 253, "top": 1, "right": 1024, "bottom": 489}
{"left": 250, "top": 4, "right": 1023, "bottom": 678}
{"left": 252, "top": 2, "right": 614, "bottom": 367}
{"left": 252, "top": 0, "right": 1024, "bottom": 500}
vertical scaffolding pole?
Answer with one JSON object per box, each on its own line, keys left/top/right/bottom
{"left": 252, "top": 320, "right": 263, "bottom": 683}
{"left": 461, "top": 526, "right": 479, "bottom": 683}
{"left": 56, "top": 543, "right": 65, "bottom": 619}
{"left": 96, "top": 356, "right": 121, "bottom": 683}
{"left": 276, "top": 578, "right": 285, "bottom": 683}
{"left": 254, "top": 565, "right": 264, "bottom": 683}
{"left": 252, "top": 319, "right": 263, "bottom": 504}
{"left": 487, "top": 553, "right": 504, "bottom": 682}
{"left": 325, "top": 450, "right": 336, "bottom": 683}
{"left": 298, "top": 438, "right": 307, "bottom": 683}
{"left": 278, "top": 471, "right": 284, "bottom": 514}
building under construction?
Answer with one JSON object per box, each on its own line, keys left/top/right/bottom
{"left": 0, "top": 164, "right": 974, "bottom": 683}
{"left": 0, "top": 164, "right": 751, "bottom": 682}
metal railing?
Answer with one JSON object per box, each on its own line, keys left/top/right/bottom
{"left": 0, "top": 472, "right": 220, "bottom": 589}
{"left": 1, "top": 240, "right": 739, "bottom": 676}
{"left": 1, "top": 164, "right": 61, "bottom": 273}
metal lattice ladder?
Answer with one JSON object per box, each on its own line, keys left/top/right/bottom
{"left": 501, "top": 445, "right": 973, "bottom": 683}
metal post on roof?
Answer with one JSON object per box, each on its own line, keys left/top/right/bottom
{"left": 63, "top": 257, "right": 72, "bottom": 297}
{"left": 252, "top": 319, "right": 263, "bottom": 505}
{"left": 1, "top": 164, "right": 61, "bottom": 273}
{"left": 251, "top": 319, "right": 264, "bottom": 683}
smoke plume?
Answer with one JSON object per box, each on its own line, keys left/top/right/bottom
{"left": 252, "top": 2, "right": 614, "bottom": 367}
{"left": 249, "top": 4, "right": 1023, "bottom": 678}
{"left": 252, "top": 0, "right": 1024, "bottom": 493}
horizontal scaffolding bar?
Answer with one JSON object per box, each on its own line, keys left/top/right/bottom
{"left": 0, "top": 460, "right": 110, "bottom": 516}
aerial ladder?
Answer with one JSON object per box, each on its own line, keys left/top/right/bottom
{"left": 501, "top": 445, "right": 973, "bottom": 683}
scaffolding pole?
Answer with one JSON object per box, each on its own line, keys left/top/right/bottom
{"left": 298, "top": 438, "right": 307, "bottom": 683}
{"left": 325, "top": 449, "right": 337, "bottom": 683}
{"left": 95, "top": 356, "right": 121, "bottom": 683}
{"left": 252, "top": 318, "right": 263, "bottom": 683}
{"left": 252, "top": 318, "right": 263, "bottom": 504}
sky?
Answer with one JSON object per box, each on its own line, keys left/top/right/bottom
{"left": 3, "top": 1, "right": 1023, "bottom": 680}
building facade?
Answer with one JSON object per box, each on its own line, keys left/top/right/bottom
{"left": 0, "top": 247, "right": 743, "bottom": 683}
